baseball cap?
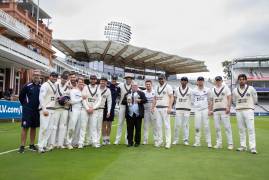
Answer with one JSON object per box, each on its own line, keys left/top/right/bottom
{"left": 181, "top": 77, "right": 188, "bottom": 81}
{"left": 215, "top": 76, "right": 223, "bottom": 81}
{"left": 100, "top": 76, "right": 108, "bottom": 81}
{"left": 50, "top": 72, "right": 58, "bottom": 77}
{"left": 158, "top": 74, "right": 166, "bottom": 80}
{"left": 197, "top": 76, "right": 204, "bottom": 81}
{"left": 90, "top": 74, "right": 97, "bottom": 79}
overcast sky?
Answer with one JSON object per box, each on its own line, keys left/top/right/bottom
{"left": 40, "top": 0, "right": 269, "bottom": 78}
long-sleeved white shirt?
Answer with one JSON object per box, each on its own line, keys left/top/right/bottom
{"left": 82, "top": 84, "right": 101, "bottom": 110}
{"left": 174, "top": 86, "right": 192, "bottom": 110}
{"left": 191, "top": 86, "right": 211, "bottom": 111}
{"left": 98, "top": 87, "right": 112, "bottom": 113}
{"left": 143, "top": 89, "right": 155, "bottom": 111}
{"left": 70, "top": 88, "right": 83, "bottom": 109}
{"left": 211, "top": 85, "right": 231, "bottom": 111}
{"left": 232, "top": 84, "right": 258, "bottom": 110}
{"left": 39, "top": 80, "right": 57, "bottom": 111}
{"left": 155, "top": 83, "right": 173, "bottom": 107}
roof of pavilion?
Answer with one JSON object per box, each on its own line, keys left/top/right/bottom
{"left": 52, "top": 39, "right": 208, "bottom": 75}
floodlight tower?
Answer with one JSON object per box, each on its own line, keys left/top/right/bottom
{"left": 104, "top": 21, "right": 131, "bottom": 44}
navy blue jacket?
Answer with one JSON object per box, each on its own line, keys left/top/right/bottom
{"left": 105, "top": 83, "right": 120, "bottom": 113}
{"left": 19, "top": 82, "right": 41, "bottom": 110}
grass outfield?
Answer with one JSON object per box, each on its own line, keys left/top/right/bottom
{"left": 0, "top": 116, "right": 269, "bottom": 180}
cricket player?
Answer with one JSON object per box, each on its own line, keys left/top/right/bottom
{"left": 209, "top": 76, "right": 233, "bottom": 150}
{"left": 143, "top": 79, "right": 157, "bottom": 145}
{"left": 152, "top": 74, "right": 174, "bottom": 149}
{"left": 38, "top": 72, "right": 58, "bottom": 153}
{"left": 114, "top": 74, "right": 133, "bottom": 145}
{"left": 68, "top": 71, "right": 78, "bottom": 89}
{"left": 233, "top": 74, "right": 258, "bottom": 154}
{"left": 82, "top": 74, "right": 102, "bottom": 147}
{"left": 66, "top": 77, "right": 86, "bottom": 149}
{"left": 192, "top": 76, "right": 212, "bottom": 148}
{"left": 173, "top": 77, "right": 192, "bottom": 146}
{"left": 48, "top": 72, "right": 71, "bottom": 149}
{"left": 94, "top": 76, "right": 112, "bottom": 147}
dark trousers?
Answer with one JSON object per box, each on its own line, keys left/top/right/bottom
{"left": 126, "top": 114, "right": 142, "bottom": 145}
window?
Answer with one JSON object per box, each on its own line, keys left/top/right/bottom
{"left": 14, "top": 71, "right": 20, "bottom": 95}
{"left": 0, "top": 68, "right": 5, "bottom": 97}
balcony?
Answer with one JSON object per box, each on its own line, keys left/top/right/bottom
{"left": 0, "top": 34, "right": 50, "bottom": 68}
{"left": 0, "top": 9, "right": 30, "bottom": 39}
{"left": 233, "top": 61, "right": 269, "bottom": 68}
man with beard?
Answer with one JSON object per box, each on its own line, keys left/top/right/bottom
{"left": 152, "top": 74, "right": 174, "bottom": 149}
{"left": 173, "top": 77, "right": 192, "bottom": 146}
{"left": 82, "top": 74, "right": 102, "bottom": 147}
{"left": 67, "top": 77, "right": 86, "bottom": 149}
{"left": 38, "top": 72, "right": 58, "bottom": 153}
{"left": 48, "top": 71, "right": 71, "bottom": 150}
{"left": 233, "top": 74, "right": 258, "bottom": 154}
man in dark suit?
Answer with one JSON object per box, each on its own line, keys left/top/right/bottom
{"left": 122, "top": 81, "right": 147, "bottom": 147}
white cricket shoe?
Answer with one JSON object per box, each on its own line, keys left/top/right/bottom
{"left": 227, "top": 144, "right": 234, "bottom": 150}
{"left": 236, "top": 146, "right": 247, "bottom": 152}
{"left": 47, "top": 145, "right": 54, "bottom": 151}
{"left": 214, "top": 144, "right": 222, "bottom": 149}
{"left": 250, "top": 148, "right": 257, "bottom": 154}
{"left": 172, "top": 141, "right": 178, "bottom": 145}
{"left": 78, "top": 144, "right": 83, "bottom": 149}
{"left": 67, "top": 145, "right": 73, "bottom": 150}
{"left": 142, "top": 141, "right": 148, "bottom": 145}
{"left": 38, "top": 148, "right": 45, "bottom": 153}
{"left": 183, "top": 140, "right": 189, "bottom": 146}
{"left": 93, "top": 144, "right": 101, "bottom": 148}
{"left": 193, "top": 142, "right": 201, "bottom": 147}
{"left": 165, "top": 144, "right": 171, "bottom": 149}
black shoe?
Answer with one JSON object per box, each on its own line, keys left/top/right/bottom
{"left": 127, "top": 144, "right": 133, "bottom": 147}
{"left": 18, "top": 146, "right": 25, "bottom": 153}
{"left": 29, "top": 144, "right": 38, "bottom": 152}
{"left": 134, "top": 144, "right": 140, "bottom": 147}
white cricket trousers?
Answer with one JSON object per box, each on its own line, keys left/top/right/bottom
{"left": 85, "top": 109, "right": 99, "bottom": 145}
{"left": 173, "top": 110, "right": 190, "bottom": 143}
{"left": 143, "top": 109, "right": 157, "bottom": 144}
{"left": 49, "top": 109, "right": 68, "bottom": 147}
{"left": 194, "top": 109, "right": 211, "bottom": 145}
{"left": 66, "top": 108, "right": 88, "bottom": 146}
{"left": 89, "top": 109, "right": 104, "bottom": 146}
{"left": 236, "top": 109, "right": 256, "bottom": 149}
{"left": 38, "top": 110, "right": 55, "bottom": 150}
{"left": 114, "top": 105, "right": 127, "bottom": 144}
{"left": 213, "top": 111, "right": 233, "bottom": 146}
{"left": 155, "top": 108, "right": 171, "bottom": 147}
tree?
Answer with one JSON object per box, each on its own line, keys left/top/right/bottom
{"left": 222, "top": 60, "right": 232, "bottom": 80}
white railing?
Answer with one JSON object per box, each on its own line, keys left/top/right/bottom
{"left": 0, "top": 35, "right": 50, "bottom": 66}
{"left": 0, "top": 9, "right": 30, "bottom": 39}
